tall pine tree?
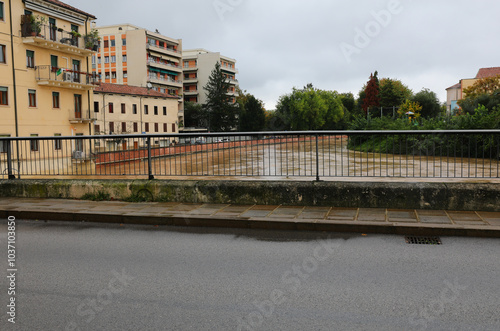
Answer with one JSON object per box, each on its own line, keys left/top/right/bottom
{"left": 203, "top": 62, "right": 238, "bottom": 132}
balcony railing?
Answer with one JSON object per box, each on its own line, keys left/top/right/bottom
{"left": 21, "top": 15, "right": 98, "bottom": 55}
{"left": 35, "top": 65, "right": 100, "bottom": 89}
{"left": 146, "top": 43, "right": 180, "bottom": 54}
{"left": 147, "top": 58, "right": 181, "bottom": 69}
{"left": 148, "top": 75, "right": 182, "bottom": 85}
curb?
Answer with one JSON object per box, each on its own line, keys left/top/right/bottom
{"left": 2, "top": 209, "right": 499, "bottom": 239}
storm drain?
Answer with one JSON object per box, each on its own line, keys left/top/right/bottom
{"left": 405, "top": 236, "right": 442, "bottom": 245}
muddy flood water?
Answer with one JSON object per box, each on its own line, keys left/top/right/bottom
{"left": 91, "top": 138, "right": 500, "bottom": 180}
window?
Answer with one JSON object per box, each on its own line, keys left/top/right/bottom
{"left": 72, "top": 60, "right": 80, "bottom": 83}
{"left": 111, "top": 71, "right": 116, "bottom": 79}
{"left": 109, "top": 122, "right": 114, "bottom": 133}
{"left": 122, "top": 38, "right": 126, "bottom": 46}
{"left": 145, "top": 123, "right": 149, "bottom": 132}
{"left": 133, "top": 122, "right": 138, "bottom": 133}
{"left": 121, "top": 122, "right": 126, "bottom": 132}
{"left": 94, "top": 124, "right": 100, "bottom": 134}
{"left": 0, "top": 44, "right": 5, "bottom": 64}
{"left": 111, "top": 55, "right": 116, "bottom": 63}
{"left": 94, "top": 101, "right": 99, "bottom": 113}
{"left": 0, "top": 86, "right": 7, "bottom": 105}
{"left": 26, "top": 50, "right": 34, "bottom": 68}
{"left": 111, "top": 39, "right": 115, "bottom": 47}
{"left": 122, "top": 55, "right": 127, "bottom": 62}
{"left": 50, "top": 55, "right": 58, "bottom": 72}
{"left": 154, "top": 106, "right": 158, "bottom": 115}
{"left": 132, "top": 104, "right": 137, "bottom": 114}
{"left": 121, "top": 103, "right": 125, "bottom": 114}
{"left": 54, "top": 134, "right": 61, "bottom": 150}
{"left": 105, "top": 72, "right": 110, "bottom": 80}
{"left": 109, "top": 102, "right": 113, "bottom": 113}
{"left": 172, "top": 123, "right": 176, "bottom": 133}
{"left": 103, "top": 40, "right": 109, "bottom": 48}
{"left": 163, "top": 123, "right": 167, "bottom": 132}
{"left": 163, "top": 106, "right": 167, "bottom": 116}
{"left": 154, "top": 123, "right": 158, "bottom": 132}
{"left": 30, "top": 134, "right": 39, "bottom": 152}
{"left": 0, "top": 2, "right": 4, "bottom": 21}
{"left": 52, "top": 92, "right": 59, "bottom": 108}
{"left": 98, "top": 57, "right": 101, "bottom": 64}
{"left": 28, "top": 89, "right": 36, "bottom": 107}
{"left": 74, "top": 94, "right": 82, "bottom": 118}
{"left": 92, "top": 56, "right": 96, "bottom": 65}
{"left": 123, "top": 71, "right": 127, "bottom": 78}
{"left": 105, "top": 56, "right": 109, "bottom": 63}
{"left": 144, "top": 105, "right": 148, "bottom": 115}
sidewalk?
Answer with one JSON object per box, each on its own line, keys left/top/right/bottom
{"left": 1, "top": 197, "right": 499, "bottom": 238}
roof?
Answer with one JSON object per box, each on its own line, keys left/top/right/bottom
{"left": 475, "top": 67, "right": 500, "bottom": 79}
{"left": 446, "top": 82, "right": 461, "bottom": 90}
{"left": 44, "top": 0, "right": 96, "bottom": 19}
{"left": 94, "top": 83, "right": 179, "bottom": 99}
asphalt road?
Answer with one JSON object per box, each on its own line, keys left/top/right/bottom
{"left": 0, "top": 220, "right": 499, "bottom": 331}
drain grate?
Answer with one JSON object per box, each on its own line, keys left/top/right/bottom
{"left": 405, "top": 236, "right": 442, "bottom": 245}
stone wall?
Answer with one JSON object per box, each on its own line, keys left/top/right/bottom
{"left": 1, "top": 179, "right": 499, "bottom": 211}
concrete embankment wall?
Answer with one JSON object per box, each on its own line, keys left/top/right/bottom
{"left": 0, "top": 179, "right": 499, "bottom": 211}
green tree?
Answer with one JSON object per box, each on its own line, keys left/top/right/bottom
{"left": 203, "top": 62, "right": 238, "bottom": 131}
{"left": 411, "top": 88, "right": 442, "bottom": 118}
{"left": 275, "top": 86, "right": 344, "bottom": 130}
{"left": 183, "top": 102, "right": 205, "bottom": 128}
{"left": 340, "top": 92, "right": 356, "bottom": 113}
{"left": 379, "top": 78, "right": 412, "bottom": 108}
{"left": 458, "top": 75, "right": 500, "bottom": 114}
{"left": 239, "top": 95, "right": 266, "bottom": 131}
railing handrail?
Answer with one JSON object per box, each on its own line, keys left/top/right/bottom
{"left": 2, "top": 130, "right": 500, "bottom": 142}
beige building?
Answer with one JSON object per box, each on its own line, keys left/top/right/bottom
{"left": 92, "top": 24, "right": 184, "bottom": 125}
{"left": 182, "top": 48, "right": 239, "bottom": 105}
{"left": 93, "top": 83, "right": 179, "bottom": 149}
{"left": 0, "top": 0, "right": 98, "bottom": 141}
{"left": 446, "top": 67, "right": 500, "bottom": 114}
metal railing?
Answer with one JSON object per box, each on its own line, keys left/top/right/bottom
{"left": 1, "top": 130, "right": 499, "bottom": 180}
{"left": 35, "top": 65, "right": 100, "bottom": 86}
{"left": 20, "top": 16, "right": 97, "bottom": 52}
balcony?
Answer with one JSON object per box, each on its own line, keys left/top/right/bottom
{"left": 147, "top": 59, "right": 182, "bottom": 73}
{"left": 147, "top": 75, "right": 182, "bottom": 88}
{"left": 69, "top": 116, "right": 96, "bottom": 124}
{"left": 220, "top": 63, "right": 238, "bottom": 74}
{"left": 183, "top": 65, "right": 198, "bottom": 71}
{"left": 184, "top": 89, "right": 198, "bottom": 96}
{"left": 183, "top": 77, "right": 198, "bottom": 84}
{"left": 146, "top": 43, "right": 181, "bottom": 58}
{"left": 35, "top": 65, "right": 99, "bottom": 90}
{"left": 21, "top": 15, "right": 98, "bottom": 56}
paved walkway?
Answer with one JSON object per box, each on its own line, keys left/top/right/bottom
{"left": 1, "top": 198, "right": 499, "bottom": 238}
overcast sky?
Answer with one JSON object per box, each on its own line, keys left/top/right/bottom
{"left": 66, "top": 0, "right": 500, "bottom": 110}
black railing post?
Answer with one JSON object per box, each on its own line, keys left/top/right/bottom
{"left": 315, "top": 134, "right": 320, "bottom": 181}
{"left": 147, "top": 136, "right": 154, "bottom": 180}
{"left": 6, "top": 139, "right": 15, "bottom": 179}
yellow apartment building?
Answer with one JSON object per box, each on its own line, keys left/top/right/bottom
{"left": 0, "top": 0, "right": 98, "bottom": 142}
{"left": 182, "top": 48, "right": 239, "bottom": 105}
{"left": 92, "top": 24, "right": 184, "bottom": 126}
{"left": 446, "top": 67, "right": 500, "bottom": 114}
{"left": 93, "top": 83, "right": 180, "bottom": 150}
